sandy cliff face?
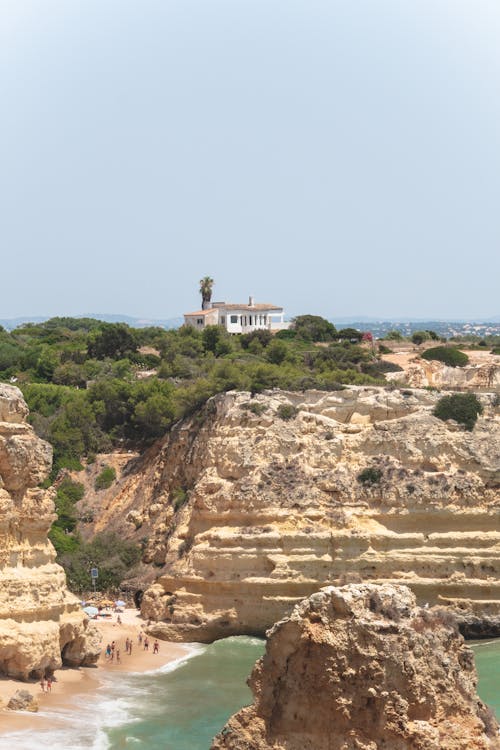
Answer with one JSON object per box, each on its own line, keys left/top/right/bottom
{"left": 84, "top": 386, "right": 500, "bottom": 642}
{"left": 385, "top": 356, "right": 500, "bottom": 390}
{"left": 0, "top": 384, "right": 100, "bottom": 679}
{"left": 211, "top": 584, "right": 500, "bottom": 750}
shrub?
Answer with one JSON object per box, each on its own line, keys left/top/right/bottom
{"left": 411, "top": 331, "right": 430, "bottom": 345}
{"left": 241, "top": 402, "right": 268, "bottom": 416}
{"left": 94, "top": 465, "right": 116, "bottom": 491}
{"left": 59, "top": 532, "right": 141, "bottom": 593}
{"left": 357, "top": 467, "right": 382, "bottom": 486}
{"left": 378, "top": 344, "right": 392, "bottom": 355}
{"left": 276, "top": 404, "right": 298, "bottom": 421}
{"left": 172, "top": 487, "right": 188, "bottom": 511}
{"left": 421, "top": 346, "right": 469, "bottom": 368}
{"left": 291, "top": 315, "right": 337, "bottom": 342}
{"left": 433, "top": 393, "right": 483, "bottom": 431}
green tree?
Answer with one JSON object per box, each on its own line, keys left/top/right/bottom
{"left": 266, "top": 339, "right": 288, "bottom": 365}
{"left": 337, "top": 327, "right": 363, "bottom": 342}
{"left": 411, "top": 331, "right": 430, "bottom": 345}
{"left": 292, "top": 315, "right": 337, "bottom": 342}
{"left": 87, "top": 323, "right": 138, "bottom": 360}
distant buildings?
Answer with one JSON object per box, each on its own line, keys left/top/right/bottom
{"left": 184, "top": 296, "right": 289, "bottom": 334}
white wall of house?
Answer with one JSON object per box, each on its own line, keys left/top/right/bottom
{"left": 183, "top": 301, "right": 289, "bottom": 333}
{"left": 225, "top": 310, "right": 277, "bottom": 334}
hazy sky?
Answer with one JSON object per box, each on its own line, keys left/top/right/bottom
{"left": 1, "top": 0, "right": 499, "bottom": 320}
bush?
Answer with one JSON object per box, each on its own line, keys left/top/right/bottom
{"left": 241, "top": 402, "right": 268, "bottom": 416}
{"left": 276, "top": 404, "right": 298, "bottom": 421}
{"left": 94, "top": 465, "right": 116, "bottom": 491}
{"left": 378, "top": 344, "right": 392, "bottom": 355}
{"left": 172, "top": 487, "right": 188, "bottom": 512}
{"left": 357, "top": 467, "right": 382, "bottom": 486}
{"left": 433, "top": 393, "right": 483, "bottom": 431}
{"left": 59, "top": 532, "right": 141, "bottom": 593}
{"left": 421, "top": 346, "right": 469, "bottom": 368}
{"left": 291, "top": 315, "right": 337, "bottom": 342}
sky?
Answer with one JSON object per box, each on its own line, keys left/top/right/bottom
{"left": 1, "top": 0, "right": 499, "bottom": 321}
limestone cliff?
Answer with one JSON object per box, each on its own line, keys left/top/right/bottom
{"left": 385, "top": 357, "right": 500, "bottom": 390}
{"left": 78, "top": 386, "right": 499, "bottom": 641}
{"left": 211, "top": 584, "right": 500, "bottom": 750}
{"left": 0, "top": 384, "right": 100, "bottom": 679}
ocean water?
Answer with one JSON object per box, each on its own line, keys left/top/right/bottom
{"left": 0, "top": 636, "right": 497, "bottom": 749}
{"left": 472, "top": 639, "right": 500, "bottom": 717}
{"left": 0, "top": 637, "right": 264, "bottom": 750}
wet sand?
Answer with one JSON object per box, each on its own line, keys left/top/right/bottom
{"left": 0, "top": 608, "right": 190, "bottom": 733}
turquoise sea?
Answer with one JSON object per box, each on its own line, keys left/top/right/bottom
{"left": 0, "top": 636, "right": 497, "bottom": 749}
{"left": 472, "top": 639, "right": 500, "bottom": 718}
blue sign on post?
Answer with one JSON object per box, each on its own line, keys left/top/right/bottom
{"left": 90, "top": 568, "right": 99, "bottom": 579}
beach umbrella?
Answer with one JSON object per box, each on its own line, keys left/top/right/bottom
{"left": 114, "top": 600, "right": 126, "bottom": 608}
{"left": 83, "top": 605, "right": 99, "bottom": 617}
{"left": 99, "top": 599, "right": 114, "bottom": 607}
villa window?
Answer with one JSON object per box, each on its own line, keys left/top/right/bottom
{"left": 230, "top": 315, "right": 238, "bottom": 324}
{"left": 249, "top": 315, "right": 252, "bottom": 325}
{"left": 197, "top": 318, "right": 203, "bottom": 325}
{"left": 221, "top": 316, "right": 225, "bottom": 325}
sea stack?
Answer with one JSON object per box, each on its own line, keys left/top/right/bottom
{"left": 0, "top": 384, "right": 100, "bottom": 679}
{"left": 211, "top": 583, "right": 500, "bottom": 750}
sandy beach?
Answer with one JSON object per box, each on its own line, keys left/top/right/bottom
{"left": 0, "top": 608, "right": 191, "bottom": 733}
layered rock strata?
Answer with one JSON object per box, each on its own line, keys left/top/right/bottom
{"left": 211, "top": 584, "right": 500, "bottom": 750}
{"left": 0, "top": 384, "right": 100, "bottom": 679}
{"left": 82, "top": 386, "right": 499, "bottom": 641}
{"left": 386, "top": 358, "right": 500, "bottom": 390}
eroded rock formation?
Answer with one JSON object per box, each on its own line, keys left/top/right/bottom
{"left": 386, "top": 357, "right": 500, "bottom": 390}
{"left": 0, "top": 384, "right": 100, "bottom": 679}
{"left": 211, "top": 584, "right": 500, "bottom": 750}
{"left": 75, "top": 386, "right": 499, "bottom": 642}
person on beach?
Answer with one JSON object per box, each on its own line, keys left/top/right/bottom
{"left": 153, "top": 640, "right": 159, "bottom": 654}
{"left": 138, "top": 631, "right": 143, "bottom": 646}
{"left": 46, "top": 677, "right": 52, "bottom": 692}
{"left": 129, "top": 640, "right": 133, "bottom": 655}
{"left": 40, "top": 676, "right": 46, "bottom": 692}
{"left": 144, "top": 637, "right": 149, "bottom": 651}
{"left": 105, "top": 643, "right": 112, "bottom": 659}
{"left": 117, "top": 615, "right": 122, "bottom": 625}
{"left": 116, "top": 649, "right": 121, "bottom": 664}
{"left": 125, "top": 637, "right": 130, "bottom": 654}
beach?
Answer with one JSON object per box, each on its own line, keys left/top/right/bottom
{"left": 0, "top": 608, "right": 191, "bottom": 733}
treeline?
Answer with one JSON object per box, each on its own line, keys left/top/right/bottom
{"left": 0, "top": 315, "right": 394, "bottom": 475}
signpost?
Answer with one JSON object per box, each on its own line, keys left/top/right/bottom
{"left": 90, "top": 567, "right": 98, "bottom": 594}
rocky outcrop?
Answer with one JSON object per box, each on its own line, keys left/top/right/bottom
{"left": 211, "top": 584, "right": 500, "bottom": 750}
{"left": 0, "top": 384, "right": 100, "bottom": 679}
{"left": 132, "top": 388, "right": 500, "bottom": 642}
{"left": 7, "top": 689, "right": 38, "bottom": 712}
{"left": 386, "top": 358, "right": 500, "bottom": 390}
{"left": 79, "top": 386, "right": 499, "bottom": 642}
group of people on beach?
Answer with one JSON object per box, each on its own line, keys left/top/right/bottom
{"left": 39, "top": 675, "right": 54, "bottom": 693}
{"left": 104, "top": 631, "right": 160, "bottom": 665}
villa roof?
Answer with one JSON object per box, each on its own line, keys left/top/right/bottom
{"left": 220, "top": 303, "right": 283, "bottom": 311}
{"left": 184, "top": 303, "right": 283, "bottom": 316}
{"left": 183, "top": 309, "right": 216, "bottom": 316}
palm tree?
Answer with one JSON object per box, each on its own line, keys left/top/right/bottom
{"left": 199, "top": 276, "right": 214, "bottom": 310}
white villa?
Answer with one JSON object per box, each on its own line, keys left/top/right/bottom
{"left": 184, "top": 296, "right": 289, "bottom": 334}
